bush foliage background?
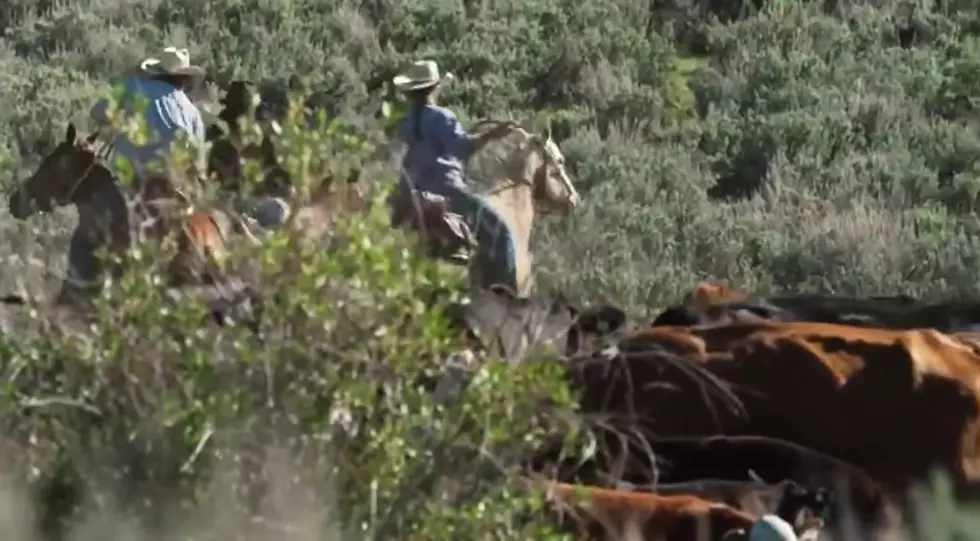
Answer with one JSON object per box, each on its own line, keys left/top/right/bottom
{"left": 6, "top": 0, "right": 980, "bottom": 314}
{"left": 4, "top": 0, "right": 980, "bottom": 538}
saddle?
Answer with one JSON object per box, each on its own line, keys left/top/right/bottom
{"left": 389, "top": 188, "right": 478, "bottom": 265}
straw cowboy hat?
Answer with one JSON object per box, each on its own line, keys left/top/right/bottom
{"left": 392, "top": 60, "right": 455, "bottom": 91}
{"left": 140, "top": 46, "right": 205, "bottom": 77}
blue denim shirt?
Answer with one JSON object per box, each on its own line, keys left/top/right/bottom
{"left": 90, "top": 75, "right": 206, "bottom": 175}
{"left": 396, "top": 105, "right": 474, "bottom": 193}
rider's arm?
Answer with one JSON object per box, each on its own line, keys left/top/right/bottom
{"left": 470, "top": 126, "right": 506, "bottom": 154}
{"left": 437, "top": 112, "right": 512, "bottom": 156}
{"left": 432, "top": 109, "right": 475, "bottom": 159}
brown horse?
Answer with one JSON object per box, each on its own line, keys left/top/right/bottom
{"left": 7, "top": 122, "right": 230, "bottom": 306}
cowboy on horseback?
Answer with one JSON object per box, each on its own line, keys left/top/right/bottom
{"left": 46, "top": 46, "right": 209, "bottom": 307}
{"left": 391, "top": 60, "right": 520, "bottom": 292}
{"left": 90, "top": 46, "right": 207, "bottom": 182}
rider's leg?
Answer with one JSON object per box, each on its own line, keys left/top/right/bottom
{"left": 442, "top": 185, "right": 518, "bottom": 292}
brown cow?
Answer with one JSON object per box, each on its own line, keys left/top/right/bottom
{"left": 680, "top": 280, "right": 918, "bottom": 310}
{"left": 682, "top": 280, "right": 748, "bottom": 307}
{"left": 567, "top": 321, "right": 980, "bottom": 497}
{"left": 535, "top": 480, "right": 759, "bottom": 540}
{"left": 652, "top": 280, "right": 980, "bottom": 332}
{"left": 530, "top": 433, "right": 886, "bottom": 521}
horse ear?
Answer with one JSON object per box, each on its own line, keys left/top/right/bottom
{"left": 543, "top": 119, "right": 553, "bottom": 141}
{"left": 65, "top": 123, "right": 77, "bottom": 143}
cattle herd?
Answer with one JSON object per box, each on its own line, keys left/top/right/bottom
{"left": 449, "top": 280, "right": 980, "bottom": 540}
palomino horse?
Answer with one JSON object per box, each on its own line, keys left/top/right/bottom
{"left": 390, "top": 120, "right": 580, "bottom": 298}
{"left": 472, "top": 120, "right": 581, "bottom": 297}
{"left": 7, "top": 123, "right": 230, "bottom": 306}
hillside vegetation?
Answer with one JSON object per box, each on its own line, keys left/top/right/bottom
{"left": 2, "top": 0, "right": 980, "bottom": 312}
{"left": 3, "top": 0, "right": 980, "bottom": 538}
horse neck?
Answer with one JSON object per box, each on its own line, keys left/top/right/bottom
{"left": 479, "top": 140, "right": 545, "bottom": 297}
{"left": 75, "top": 164, "right": 120, "bottom": 210}
{"left": 75, "top": 166, "right": 132, "bottom": 250}
{"left": 484, "top": 178, "right": 533, "bottom": 248}
{"left": 482, "top": 147, "right": 538, "bottom": 251}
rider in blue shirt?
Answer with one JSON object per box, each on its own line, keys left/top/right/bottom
{"left": 90, "top": 46, "right": 207, "bottom": 178}
{"left": 393, "top": 60, "right": 520, "bottom": 293}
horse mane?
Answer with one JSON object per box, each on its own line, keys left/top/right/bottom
{"left": 461, "top": 120, "right": 530, "bottom": 190}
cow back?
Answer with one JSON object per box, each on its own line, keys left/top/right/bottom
{"left": 570, "top": 321, "right": 980, "bottom": 490}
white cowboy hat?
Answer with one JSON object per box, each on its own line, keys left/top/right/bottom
{"left": 140, "top": 46, "right": 205, "bottom": 77}
{"left": 392, "top": 60, "right": 454, "bottom": 91}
